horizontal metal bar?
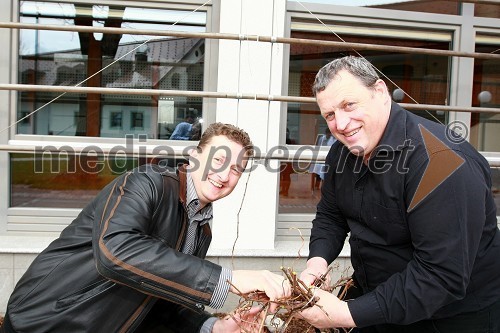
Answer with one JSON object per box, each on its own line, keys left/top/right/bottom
{"left": 0, "top": 83, "right": 313, "bottom": 103}
{"left": 1, "top": 22, "right": 499, "bottom": 60}
{"left": 1, "top": 83, "right": 499, "bottom": 114}
{"left": 1, "top": 142, "right": 327, "bottom": 162}
{"left": 1, "top": 143, "right": 500, "bottom": 167}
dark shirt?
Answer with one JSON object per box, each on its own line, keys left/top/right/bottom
{"left": 309, "top": 102, "right": 500, "bottom": 327}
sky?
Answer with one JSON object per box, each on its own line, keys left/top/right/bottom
{"left": 19, "top": 3, "right": 206, "bottom": 55}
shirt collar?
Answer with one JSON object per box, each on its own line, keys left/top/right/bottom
{"left": 177, "top": 164, "right": 188, "bottom": 206}
{"left": 372, "top": 101, "right": 410, "bottom": 156}
{"left": 186, "top": 171, "right": 213, "bottom": 223}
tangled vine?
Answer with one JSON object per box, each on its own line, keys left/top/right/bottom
{"left": 221, "top": 266, "right": 354, "bottom": 333}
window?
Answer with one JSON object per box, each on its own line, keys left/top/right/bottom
{"left": 492, "top": 167, "right": 500, "bottom": 212}
{"left": 19, "top": 111, "right": 30, "bottom": 125}
{"left": 17, "top": 1, "right": 206, "bottom": 139}
{"left": 109, "top": 111, "right": 122, "bottom": 129}
{"left": 10, "top": 1, "right": 209, "bottom": 213}
{"left": 281, "top": 17, "right": 453, "bottom": 214}
{"left": 10, "top": 153, "right": 139, "bottom": 208}
{"left": 470, "top": 35, "right": 500, "bottom": 152}
{"left": 130, "top": 111, "right": 143, "bottom": 129}
{"left": 288, "top": 0, "right": 461, "bottom": 15}
{"left": 474, "top": 2, "right": 500, "bottom": 18}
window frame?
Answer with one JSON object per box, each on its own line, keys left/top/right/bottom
{"left": 2, "top": 0, "right": 216, "bottom": 234}
{"left": 278, "top": 1, "right": 500, "bottom": 241}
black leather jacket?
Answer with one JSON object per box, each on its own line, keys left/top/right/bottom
{"left": 6, "top": 164, "right": 221, "bottom": 332}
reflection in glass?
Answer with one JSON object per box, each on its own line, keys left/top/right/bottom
{"left": 281, "top": 20, "right": 452, "bottom": 213}
{"left": 475, "top": 3, "right": 500, "bottom": 19}
{"left": 287, "top": 25, "right": 450, "bottom": 146}
{"left": 288, "top": 0, "right": 460, "bottom": 15}
{"left": 279, "top": 172, "right": 321, "bottom": 214}
{"left": 492, "top": 167, "right": 500, "bottom": 213}
{"left": 470, "top": 41, "right": 500, "bottom": 152}
{"left": 17, "top": 1, "right": 206, "bottom": 139}
{"left": 10, "top": 153, "right": 140, "bottom": 208}
{"left": 110, "top": 111, "right": 122, "bottom": 128}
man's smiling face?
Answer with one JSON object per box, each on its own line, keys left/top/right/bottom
{"left": 189, "top": 135, "right": 248, "bottom": 208}
{"left": 316, "top": 70, "right": 391, "bottom": 161}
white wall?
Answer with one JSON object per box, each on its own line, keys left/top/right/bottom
{"left": 212, "top": 0, "right": 287, "bottom": 250}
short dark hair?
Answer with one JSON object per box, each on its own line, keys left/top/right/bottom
{"left": 312, "top": 56, "right": 379, "bottom": 97}
{"left": 198, "top": 122, "right": 254, "bottom": 156}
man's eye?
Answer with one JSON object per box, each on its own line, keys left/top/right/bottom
{"left": 345, "top": 102, "right": 356, "bottom": 111}
{"left": 325, "top": 113, "right": 335, "bottom": 121}
{"left": 214, "top": 157, "right": 223, "bottom": 164}
{"left": 231, "top": 167, "right": 243, "bottom": 175}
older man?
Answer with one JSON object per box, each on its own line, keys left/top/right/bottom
{"left": 299, "top": 56, "right": 500, "bottom": 333}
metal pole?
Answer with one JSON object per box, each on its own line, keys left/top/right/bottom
{"left": 1, "top": 144, "right": 499, "bottom": 166}
{"left": 1, "top": 22, "right": 499, "bottom": 60}
{"left": 1, "top": 83, "right": 499, "bottom": 114}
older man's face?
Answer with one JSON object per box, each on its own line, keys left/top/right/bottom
{"left": 317, "top": 70, "right": 391, "bottom": 161}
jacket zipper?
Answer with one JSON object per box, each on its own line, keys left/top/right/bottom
{"left": 140, "top": 281, "right": 203, "bottom": 312}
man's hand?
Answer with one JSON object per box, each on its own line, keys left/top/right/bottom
{"left": 299, "top": 257, "right": 330, "bottom": 288}
{"left": 298, "top": 287, "right": 355, "bottom": 329}
{"left": 212, "top": 306, "right": 264, "bottom": 333}
{"left": 231, "top": 270, "right": 291, "bottom": 311}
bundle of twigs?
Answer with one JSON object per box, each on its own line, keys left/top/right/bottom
{"left": 226, "top": 266, "right": 354, "bottom": 333}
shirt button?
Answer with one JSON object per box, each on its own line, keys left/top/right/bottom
{"left": 355, "top": 187, "right": 362, "bottom": 191}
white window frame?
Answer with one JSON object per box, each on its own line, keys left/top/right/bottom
{"left": 278, "top": 1, "right": 500, "bottom": 241}
{"left": 1, "top": 0, "right": 216, "bottom": 235}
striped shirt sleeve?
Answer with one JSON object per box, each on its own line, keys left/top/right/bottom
{"left": 208, "top": 267, "right": 232, "bottom": 309}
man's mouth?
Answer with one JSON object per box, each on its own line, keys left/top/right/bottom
{"left": 209, "top": 179, "right": 222, "bottom": 188}
{"left": 344, "top": 127, "right": 361, "bottom": 137}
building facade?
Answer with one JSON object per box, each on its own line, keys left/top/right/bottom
{"left": 0, "top": 0, "right": 499, "bottom": 314}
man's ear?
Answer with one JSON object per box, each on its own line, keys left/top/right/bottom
{"left": 187, "top": 148, "right": 198, "bottom": 168}
{"left": 188, "top": 147, "right": 197, "bottom": 158}
{"left": 374, "top": 79, "right": 391, "bottom": 104}
{"left": 374, "top": 79, "right": 387, "bottom": 93}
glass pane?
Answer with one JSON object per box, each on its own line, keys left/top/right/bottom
{"left": 17, "top": 1, "right": 206, "bottom": 139}
{"left": 279, "top": 171, "right": 320, "bottom": 214}
{"left": 281, "top": 22, "right": 452, "bottom": 213}
{"left": 475, "top": 3, "right": 500, "bottom": 18}
{"left": 492, "top": 167, "right": 500, "bottom": 212}
{"left": 470, "top": 39, "right": 500, "bottom": 152}
{"left": 10, "top": 153, "right": 140, "bottom": 208}
{"left": 288, "top": 25, "right": 451, "bottom": 146}
{"left": 288, "top": 0, "right": 460, "bottom": 15}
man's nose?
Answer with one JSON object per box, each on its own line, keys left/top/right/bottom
{"left": 217, "top": 166, "right": 231, "bottom": 182}
{"left": 335, "top": 111, "right": 350, "bottom": 131}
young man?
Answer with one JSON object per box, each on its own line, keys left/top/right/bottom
{"left": 299, "top": 56, "right": 500, "bottom": 332}
{"left": 2, "top": 123, "right": 290, "bottom": 333}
